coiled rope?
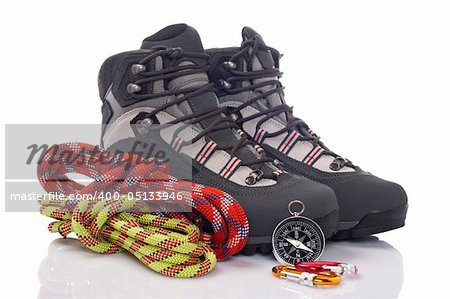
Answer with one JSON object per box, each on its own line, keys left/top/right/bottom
{"left": 38, "top": 143, "right": 249, "bottom": 278}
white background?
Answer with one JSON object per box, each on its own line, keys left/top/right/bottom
{"left": 1, "top": 0, "right": 449, "bottom": 298}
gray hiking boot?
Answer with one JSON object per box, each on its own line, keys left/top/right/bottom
{"left": 98, "top": 24, "right": 339, "bottom": 253}
{"left": 206, "top": 27, "right": 407, "bottom": 239}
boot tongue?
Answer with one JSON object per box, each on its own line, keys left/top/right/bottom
{"left": 137, "top": 24, "right": 276, "bottom": 175}
{"left": 141, "top": 23, "right": 204, "bottom": 53}
{"left": 241, "top": 27, "right": 287, "bottom": 122}
{"left": 241, "top": 27, "right": 275, "bottom": 70}
{"left": 140, "top": 25, "right": 248, "bottom": 154}
{"left": 141, "top": 24, "right": 217, "bottom": 123}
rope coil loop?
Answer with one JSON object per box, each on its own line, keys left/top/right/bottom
{"left": 38, "top": 143, "right": 249, "bottom": 278}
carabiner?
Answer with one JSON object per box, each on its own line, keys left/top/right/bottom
{"left": 272, "top": 265, "right": 341, "bottom": 287}
{"left": 295, "top": 261, "right": 358, "bottom": 277}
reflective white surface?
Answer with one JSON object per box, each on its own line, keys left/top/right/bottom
{"left": 1, "top": 0, "right": 450, "bottom": 298}
{"left": 37, "top": 237, "right": 403, "bottom": 299}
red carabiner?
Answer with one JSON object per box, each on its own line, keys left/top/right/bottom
{"left": 295, "top": 261, "right": 358, "bottom": 276}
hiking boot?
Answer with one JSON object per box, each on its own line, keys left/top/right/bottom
{"left": 97, "top": 24, "right": 340, "bottom": 252}
{"left": 206, "top": 27, "right": 408, "bottom": 239}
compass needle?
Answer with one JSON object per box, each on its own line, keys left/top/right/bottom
{"left": 298, "top": 242, "right": 314, "bottom": 253}
{"left": 285, "top": 237, "right": 299, "bottom": 247}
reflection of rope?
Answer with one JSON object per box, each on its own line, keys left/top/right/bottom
{"left": 40, "top": 196, "right": 217, "bottom": 278}
{"left": 38, "top": 143, "right": 249, "bottom": 278}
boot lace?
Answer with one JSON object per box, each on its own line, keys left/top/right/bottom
{"left": 218, "top": 37, "right": 355, "bottom": 170}
{"left": 128, "top": 46, "right": 278, "bottom": 181}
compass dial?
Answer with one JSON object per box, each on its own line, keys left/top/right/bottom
{"left": 272, "top": 216, "right": 325, "bottom": 264}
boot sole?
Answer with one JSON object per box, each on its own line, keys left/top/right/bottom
{"left": 240, "top": 208, "right": 340, "bottom": 256}
{"left": 331, "top": 204, "right": 408, "bottom": 240}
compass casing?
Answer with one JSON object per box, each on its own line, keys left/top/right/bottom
{"left": 272, "top": 216, "right": 325, "bottom": 265}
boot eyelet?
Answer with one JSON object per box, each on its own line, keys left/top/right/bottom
{"left": 245, "top": 176, "right": 256, "bottom": 185}
{"left": 245, "top": 169, "right": 264, "bottom": 185}
{"left": 329, "top": 157, "right": 345, "bottom": 171}
{"left": 127, "top": 83, "right": 141, "bottom": 94}
{"left": 329, "top": 162, "right": 339, "bottom": 171}
{"left": 230, "top": 113, "right": 239, "bottom": 121}
{"left": 131, "top": 64, "right": 146, "bottom": 75}
{"left": 169, "top": 47, "right": 183, "bottom": 58}
{"left": 223, "top": 61, "right": 236, "bottom": 70}
{"left": 218, "top": 79, "right": 232, "bottom": 89}
{"left": 273, "top": 159, "right": 284, "bottom": 168}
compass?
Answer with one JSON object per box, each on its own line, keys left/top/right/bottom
{"left": 272, "top": 200, "right": 325, "bottom": 264}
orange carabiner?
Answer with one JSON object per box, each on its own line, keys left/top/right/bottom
{"left": 272, "top": 265, "right": 341, "bottom": 286}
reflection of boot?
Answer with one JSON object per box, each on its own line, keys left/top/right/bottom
{"left": 39, "top": 237, "right": 403, "bottom": 299}
{"left": 206, "top": 27, "right": 408, "bottom": 240}
{"left": 98, "top": 23, "right": 339, "bottom": 253}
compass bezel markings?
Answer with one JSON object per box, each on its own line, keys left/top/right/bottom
{"left": 272, "top": 216, "right": 325, "bottom": 264}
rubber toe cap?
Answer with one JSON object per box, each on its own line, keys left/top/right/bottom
{"left": 330, "top": 174, "right": 408, "bottom": 222}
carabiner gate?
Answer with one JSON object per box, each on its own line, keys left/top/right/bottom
{"left": 295, "top": 261, "right": 358, "bottom": 277}
{"left": 272, "top": 265, "right": 341, "bottom": 286}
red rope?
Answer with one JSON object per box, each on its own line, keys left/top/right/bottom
{"left": 37, "top": 142, "right": 249, "bottom": 260}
